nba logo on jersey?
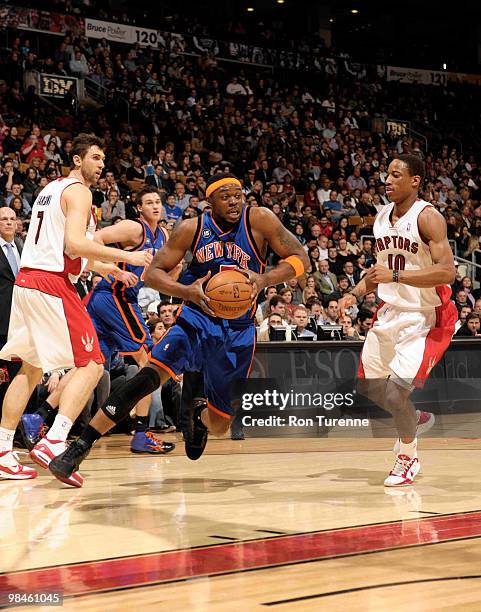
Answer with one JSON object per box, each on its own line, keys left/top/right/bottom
{"left": 203, "top": 229, "right": 211, "bottom": 238}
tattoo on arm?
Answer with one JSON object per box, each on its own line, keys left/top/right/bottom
{"left": 277, "top": 227, "right": 298, "bottom": 250}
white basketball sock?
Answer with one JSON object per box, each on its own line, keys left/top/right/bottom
{"left": 0, "top": 427, "right": 15, "bottom": 453}
{"left": 399, "top": 438, "right": 417, "bottom": 458}
{"left": 47, "top": 414, "right": 73, "bottom": 442}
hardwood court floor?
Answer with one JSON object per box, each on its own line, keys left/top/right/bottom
{"left": 1, "top": 435, "right": 481, "bottom": 611}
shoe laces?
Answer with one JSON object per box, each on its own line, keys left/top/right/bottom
{"left": 391, "top": 454, "right": 413, "bottom": 477}
{"left": 61, "top": 440, "right": 87, "bottom": 461}
{"left": 38, "top": 424, "right": 48, "bottom": 439}
{"left": 145, "top": 431, "right": 163, "bottom": 447}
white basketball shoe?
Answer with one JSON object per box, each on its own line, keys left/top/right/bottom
{"left": 384, "top": 453, "right": 420, "bottom": 487}
{"left": 0, "top": 450, "right": 37, "bottom": 480}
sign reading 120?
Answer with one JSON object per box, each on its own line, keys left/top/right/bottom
{"left": 134, "top": 28, "right": 162, "bottom": 47}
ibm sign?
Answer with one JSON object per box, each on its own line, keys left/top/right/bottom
{"left": 39, "top": 74, "right": 78, "bottom": 99}
{"left": 385, "top": 119, "right": 410, "bottom": 138}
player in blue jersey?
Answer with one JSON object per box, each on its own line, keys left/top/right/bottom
{"left": 88, "top": 186, "right": 176, "bottom": 454}
{"left": 49, "top": 173, "right": 310, "bottom": 482}
{"left": 21, "top": 186, "right": 175, "bottom": 456}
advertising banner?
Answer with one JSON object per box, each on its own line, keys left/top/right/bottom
{"left": 85, "top": 18, "right": 165, "bottom": 48}
{"left": 38, "top": 73, "right": 77, "bottom": 98}
{"left": 386, "top": 66, "right": 448, "bottom": 86}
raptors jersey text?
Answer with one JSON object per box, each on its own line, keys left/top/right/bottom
{"left": 374, "top": 199, "right": 447, "bottom": 310}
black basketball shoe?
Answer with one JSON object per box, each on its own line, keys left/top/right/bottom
{"left": 49, "top": 438, "right": 92, "bottom": 485}
{"left": 185, "top": 398, "right": 208, "bottom": 460}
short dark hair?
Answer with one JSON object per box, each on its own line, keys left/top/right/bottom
{"left": 466, "top": 312, "right": 480, "bottom": 323}
{"left": 71, "top": 133, "right": 103, "bottom": 166}
{"left": 358, "top": 309, "right": 374, "bottom": 324}
{"left": 268, "top": 295, "right": 286, "bottom": 309}
{"left": 136, "top": 185, "right": 160, "bottom": 206}
{"left": 147, "top": 320, "right": 160, "bottom": 334}
{"left": 398, "top": 154, "right": 425, "bottom": 183}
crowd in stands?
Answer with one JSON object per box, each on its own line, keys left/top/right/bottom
{"left": 1, "top": 20, "right": 481, "bottom": 348}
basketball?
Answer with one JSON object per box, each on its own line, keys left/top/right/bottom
{"left": 204, "top": 270, "right": 253, "bottom": 319}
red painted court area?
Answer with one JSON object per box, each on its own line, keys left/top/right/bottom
{"left": 1, "top": 511, "right": 481, "bottom": 598}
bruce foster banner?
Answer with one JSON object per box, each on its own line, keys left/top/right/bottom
{"left": 241, "top": 415, "right": 370, "bottom": 427}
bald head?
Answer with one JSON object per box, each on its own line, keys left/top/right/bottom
{"left": 0, "top": 207, "right": 17, "bottom": 241}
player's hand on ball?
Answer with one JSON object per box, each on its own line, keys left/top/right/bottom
{"left": 187, "top": 271, "right": 216, "bottom": 316}
{"left": 128, "top": 250, "right": 154, "bottom": 268}
{"left": 338, "top": 293, "right": 357, "bottom": 316}
{"left": 117, "top": 270, "right": 138, "bottom": 287}
{"left": 236, "top": 269, "right": 262, "bottom": 299}
{"left": 366, "top": 264, "right": 392, "bottom": 284}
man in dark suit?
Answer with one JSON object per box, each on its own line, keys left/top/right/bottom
{"left": 0, "top": 208, "right": 21, "bottom": 350}
{"left": 342, "top": 260, "right": 361, "bottom": 288}
{"left": 145, "top": 165, "right": 164, "bottom": 190}
{"left": 92, "top": 176, "right": 110, "bottom": 207}
{"left": 254, "top": 160, "right": 270, "bottom": 187}
{"left": 0, "top": 207, "right": 26, "bottom": 415}
{"left": 75, "top": 270, "right": 92, "bottom": 300}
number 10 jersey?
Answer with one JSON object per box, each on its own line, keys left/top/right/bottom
{"left": 374, "top": 199, "right": 449, "bottom": 310}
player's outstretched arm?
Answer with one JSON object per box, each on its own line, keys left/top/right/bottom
{"left": 366, "top": 207, "right": 455, "bottom": 288}
{"left": 86, "top": 260, "right": 138, "bottom": 287}
{"left": 248, "top": 207, "right": 311, "bottom": 293}
{"left": 93, "top": 220, "right": 144, "bottom": 248}
{"left": 64, "top": 185, "right": 152, "bottom": 268}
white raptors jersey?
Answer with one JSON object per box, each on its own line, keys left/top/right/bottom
{"left": 21, "top": 177, "right": 97, "bottom": 283}
{"left": 374, "top": 199, "right": 443, "bottom": 310}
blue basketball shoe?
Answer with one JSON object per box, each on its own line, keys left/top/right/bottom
{"left": 130, "top": 431, "right": 175, "bottom": 454}
{"left": 20, "top": 414, "right": 48, "bottom": 451}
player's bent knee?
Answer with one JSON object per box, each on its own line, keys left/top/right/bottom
{"left": 385, "top": 378, "right": 411, "bottom": 408}
{"left": 357, "top": 378, "right": 385, "bottom": 402}
{"left": 79, "top": 360, "right": 104, "bottom": 383}
{"left": 100, "top": 366, "right": 161, "bottom": 424}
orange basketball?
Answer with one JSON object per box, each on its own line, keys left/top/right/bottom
{"left": 204, "top": 270, "right": 253, "bottom": 319}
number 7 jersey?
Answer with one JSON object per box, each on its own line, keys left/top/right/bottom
{"left": 374, "top": 199, "right": 449, "bottom": 310}
{"left": 20, "top": 177, "right": 97, "bottom": 283}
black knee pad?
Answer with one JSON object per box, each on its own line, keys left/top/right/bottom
{"left": 101, "top": 366, "right": 161, "bottom": 424}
